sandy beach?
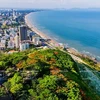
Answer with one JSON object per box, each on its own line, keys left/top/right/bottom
{"left": 25, "top": 14, "right": 59, "bottom": 47}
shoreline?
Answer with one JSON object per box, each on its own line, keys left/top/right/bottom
{"left": 25, "top": 14, "right": 59, "bottom": 48}
{"left": 25, "top": 13, "right": 100, "bottom": 63}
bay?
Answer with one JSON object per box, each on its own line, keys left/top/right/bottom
{"left": 27, "top": 10, "right": 100, "bottom": 60}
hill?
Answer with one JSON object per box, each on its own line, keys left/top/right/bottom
{"left": 0, "top": 49, "right": 100, "bottom": 100}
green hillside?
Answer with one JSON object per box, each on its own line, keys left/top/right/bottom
{"left": 0, "top": 49, "right": 100, "bottom": 100}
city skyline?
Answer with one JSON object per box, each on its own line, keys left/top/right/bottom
{"left": 0, "top": 0, "right": 100, "bottom": 9}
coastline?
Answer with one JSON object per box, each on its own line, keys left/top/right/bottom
{"left": 25, "top": 13, "right": 100, "bottom": 64}
{"left": 25, "top": 14, "right": 59, "bottom": 48}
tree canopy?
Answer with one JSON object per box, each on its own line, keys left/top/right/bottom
{"left": 0, "top": 49, "right": 99, "bottom": 100}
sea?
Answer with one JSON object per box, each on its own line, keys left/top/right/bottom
{"left": 27, "top": 10, "right": 100, "bottom": 60}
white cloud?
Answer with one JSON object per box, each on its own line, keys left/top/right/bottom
{"left": 0, "top": 0, "right": 100, "bottom": 8}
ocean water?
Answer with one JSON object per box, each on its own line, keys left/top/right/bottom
{"left": 27, "top": 10, "right": 100, "bottom": 60}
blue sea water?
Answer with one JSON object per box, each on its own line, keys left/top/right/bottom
{"left": 27, "top": 10, "right": 100, "bottom": 59}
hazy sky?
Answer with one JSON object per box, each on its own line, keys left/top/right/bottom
{"left": 0, "top": 0, "right": 100, "bottom": 9}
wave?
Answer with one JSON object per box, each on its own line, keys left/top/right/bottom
{"left": 82, "top": 50, "right": 100, "bottom": 61}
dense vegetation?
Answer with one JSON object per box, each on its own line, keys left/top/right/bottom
{"left": 81, "top": 57, "right": 100, "bottom": 71}
{"left": 0, "top": 49, "right": 100, "bottom": 100}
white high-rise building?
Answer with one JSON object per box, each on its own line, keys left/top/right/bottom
{"left": 15, "top": 34, "right": 19, "bottom": 48}
{"left": 12, "top": 9, "right": 16, "bottom": 19}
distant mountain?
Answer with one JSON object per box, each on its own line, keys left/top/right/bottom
{"left": 68, "top": 8, "right": 100, "bottom": 11}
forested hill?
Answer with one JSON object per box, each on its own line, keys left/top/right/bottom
{"left": 0, "top": 49, "right": 100, "bottom": 100}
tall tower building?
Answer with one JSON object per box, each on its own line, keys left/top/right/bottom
{"left": 12, "top": 9, "right": 15, "bottom": 19}
{"left": 15, "top": 33, "right": 19, "bottom": 48}
{"left": 19, "top": 26, "right": 27, "bottom": 41}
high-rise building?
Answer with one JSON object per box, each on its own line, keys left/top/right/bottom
{"left": 19, "top": 26, "right": 27, "bottom": 41}
{"left": 12, "top": 9, "right": 15, "bottom": 19}
{"left": 15, "top": 33, "right": 19, "bottom": 48}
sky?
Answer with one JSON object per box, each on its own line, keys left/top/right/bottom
{"left": 0, "top": 0, "right": 100, "bottom": 9}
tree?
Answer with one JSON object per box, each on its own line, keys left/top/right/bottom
{"left": 38, "top": 75, "right": 57, "bottom": 90}
{"left": 8, "top": 73, "right": 23, "bottom": 94}
{"left": 67, "top": 81, "right": 82, "bottom": 100}
{"left": 0, "top": 87, "right": 6, "bottom": 97}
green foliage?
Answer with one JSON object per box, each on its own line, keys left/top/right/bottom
{"left": 38, "top": 75, "right": 57, "bottom": 90}
{"left": 81, "top": 57, "right": 100, "bottom": 71}
{"left": 9, "top": 73, "right": 22, "bottom": 85}
{"left": 10, "top": 83, "right": 23, "bottom": 94}
{"left": 8, "top": 73, "right": 23, "bottom": 94}
{"left": 1, "top": 24, "right": 9, "bottom": 29}
{"left": 0, "top": 61, "right": 6, "bottom": 69}
{"left": 0, "top": 87, "right": 6, "bottom": 97}
{"left": 5, "top": 67, "right": 15, "bottom": 77}
{"left": 0, "top": 49, "right": 99, "bottom": 99}
{"left": 67, "top": 81, "right": 81, "bottom": 100}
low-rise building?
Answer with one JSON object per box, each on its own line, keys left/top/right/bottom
{"left": 1, "top": 39, "right": 6, "bottom": 44}
{"left": 7, "top": 40, "right": 15, "bottom": 48}
{"left": 20, "top": 42, "right": 29, "bottom": 51}
{"left": 0, "top": 42, "right": 5, "bottom": 50}
{"left": 32, "top": 35, "right": 41, "bottom": 45}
